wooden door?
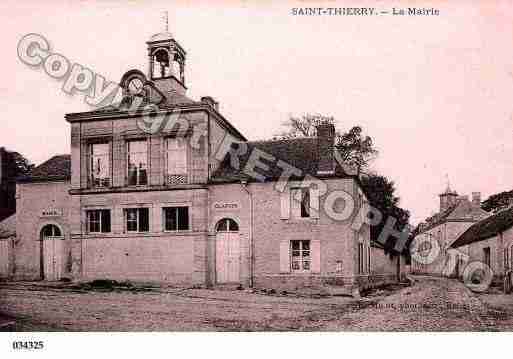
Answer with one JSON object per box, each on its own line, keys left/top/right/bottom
{"left": 43, "top": 237, "right": 64, "bottom": 281}
{"left": 216, "top": 232, "right": 240, "bottom": 283}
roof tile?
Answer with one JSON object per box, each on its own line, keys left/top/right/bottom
{"left": 451, "top": 207, "right": 513, "bottom": 248}
{"left": 18, "top": 155, "right": 71, "bottom": 183}
{"left": 211, "top": 137, "right": 348, "bottom": 183}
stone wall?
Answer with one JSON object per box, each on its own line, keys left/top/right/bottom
{"left": 208, "top": 178, "right": 375, "bottom": 292}
{"left": 14, "top": 181, "right": 72, "bottom": 280}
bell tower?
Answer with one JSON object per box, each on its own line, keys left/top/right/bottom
{"left": 146, "top": 12, "right": 187, "bottom": 96}
{"left": 439, "top": 175, "right": 458, "bottom": 212}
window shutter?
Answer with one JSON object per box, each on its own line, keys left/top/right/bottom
{"left": 280, "top": 189, "right": 290, "bottom": 219}
{"left": 153, "top": 206, "right": 162, "bottom": 232}
{"left": 309, "top": 187, "right": 319, "bottom": 219}
{"left": 311, "top": 239, "right": 321, "bottom": 273}
{"left": 85, "top": 145, "right": 91, "bottom": 187}
{"left": 279, "top": 240, "right": 291, "bottom": 273}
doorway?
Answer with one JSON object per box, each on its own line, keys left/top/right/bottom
{"left": 215, "top": 218, "right": 240, "bottom": 284}
{"left": 40, "top": 224, "right": 64, "bottom": 281}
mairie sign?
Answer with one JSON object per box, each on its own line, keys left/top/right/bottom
{"left": 41, "top": 208, "right": 63, "bottom": 217}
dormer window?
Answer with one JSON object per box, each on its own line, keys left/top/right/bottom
{"left": 90, "top": 143, "right": 110, "bottom": 188}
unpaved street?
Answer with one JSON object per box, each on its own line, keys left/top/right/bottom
{"left": 0, "top": 276, "right": 511, "bottom": 331}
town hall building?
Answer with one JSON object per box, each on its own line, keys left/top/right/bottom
{"left": 4, "top": 29, "right": 401, "bottom": 293}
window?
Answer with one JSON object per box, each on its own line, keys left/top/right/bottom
{"left": 216, "top": 218, "right": 239, "bottom": 232}
{"left": 127, "top": 140, "right": 148, "bottom": 186}
{"left": 291, "top": 240, "right": 310, "bottom": 272}
{"left": 166, "top": 138, "right": 187, "bottom": 184}
{"left": 41, "top": 224, "right": 61, "bottom": 238}
{"left": 163, "top": 207, "right": 189, "bottom": 231}
{"left": 291, "top": 188, "right": 310, "bottom": 218}
{"left": 90, "top": 143, "right": 110, "bottom": 187}
{"left": 86, "top": 210, "right": 111, "bottom": 233}
{"left": 483, "top": 247, "right": 491, "bottom": 268}
{"left": 509, "top": 246, "right": 513, "bottom": 269}
{"left": 367, "top": 245, "right": 371, "bottom": 273}
{"left": 125, "top": 208, "right": 149, "bottom": 232}
{"left": 358, "top": 242, "right": 365, "bottom": 274}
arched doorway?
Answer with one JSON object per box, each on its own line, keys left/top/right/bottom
{"left": 215, "top": 218, "right": 240, "bottom": 284}
{"left": 40, "top": 224, "right": 64, "bottom": 281}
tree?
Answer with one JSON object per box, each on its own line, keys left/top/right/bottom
{"left": 481, "top": 190, "right": 513, "bottom": 213}
{"left": 0, "top": 148, "right": 34, "bottom": 221}
{"left": 276, "top": 114, "right": 378, "bottom": 172}
{"left": 275, "top": 114, "right": 336, "bottom": 139}
{"left": 335, "top": 126, "right": 378, "bottom": 173}
{"left": 360, "top": 174, "right": 411, "bottom": 257}
{"left": 9, "top": 151, "right": 34, "bottom": 177}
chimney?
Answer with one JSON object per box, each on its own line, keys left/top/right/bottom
{"left": 472, "top": 192, "right": 481, "bottom": 206}
{"left": 201, "top": 96, "right": 219, "bottom": 112}
{"left": 316, "top": 123, "right": 335, "bottom": 174}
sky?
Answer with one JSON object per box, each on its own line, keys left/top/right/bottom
{"left": 1, "top": 0, "right": 512, "bottom": 224}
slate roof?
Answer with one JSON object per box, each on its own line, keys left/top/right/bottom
{"left": 0, "top": 214, "right": 16, "bottom": 239}
{"left": 451, "top": 207, "right": 513, "bottom": 248}
{"left": 18, "top": 155, "right": 71, "bottom": 183}
{"left": 211, "top": 137, "right": 350, "bottom": 183}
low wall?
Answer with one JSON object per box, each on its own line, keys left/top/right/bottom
{"left": 253, "top": 273, "right": 399, "bottom": 294}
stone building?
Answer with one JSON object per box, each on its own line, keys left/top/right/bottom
{"left": 450, "top": 206, "right": 513, "bottom": 288}
{"left": 9, "top": 29, "right": 400, "bottom": 293}
{"left": 411, "top": 185, "right": 489, "bottom": 276}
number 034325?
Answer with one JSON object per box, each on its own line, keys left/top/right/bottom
{"left": 12, "top": 341, "right": 44, "bottom": 350}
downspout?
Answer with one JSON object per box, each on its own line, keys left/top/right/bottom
{"left": 240, "top": 180, "right": 254, "bottom": 288}
{"left": 206, "top": 187, "right": 211, "bottom": 287}
{"left": 206, "top": 112, "right": 212, "bottom": 287}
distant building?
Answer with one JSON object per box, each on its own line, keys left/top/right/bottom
{"left": 450, "top": 206, "right": 513, "bottom": 288}
{"left": 411, "top": 185, "right": 489, "bottom": 276}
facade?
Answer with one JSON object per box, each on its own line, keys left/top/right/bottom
{"left": 411, "top": 186, "right": 489, "bottom": 276}
{"left": 450, "top": 207, "right": 513, "bottom": 289}
{"left": 10, "top": 29, "right": 398, "bottom": 293}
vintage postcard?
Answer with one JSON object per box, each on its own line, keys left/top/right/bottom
{"left": 0, "top": 0, "right": 512, "bottom": 356}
